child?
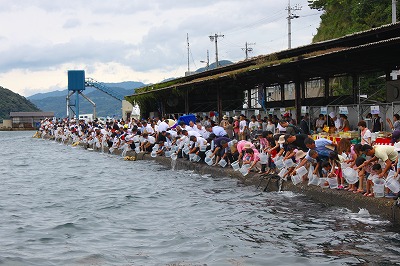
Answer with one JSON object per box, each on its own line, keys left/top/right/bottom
{"left": 329, "top": 152, "right": 345, "bottom": 189}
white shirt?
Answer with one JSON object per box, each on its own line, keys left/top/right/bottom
{"left": 157, "top": 121, "right": 169, "bottom": 133}
{"left": 239, "top": 120, "right": 247, "bottom": 133}
{"left": 212, "top": 126, "right": 227, "bottom": 137}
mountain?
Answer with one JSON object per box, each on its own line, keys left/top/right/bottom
{"left": 28, "top": 81, "right": 145, "bottom": 118}
{"left": 0, "top": 86, "right": 41, "bottom": 121}
{"left": 195, "top": 60, "right": 233, "bottom": 73}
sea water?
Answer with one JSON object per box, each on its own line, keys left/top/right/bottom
{"left": 1, "top": 131, "right": 400, "bottom": 265}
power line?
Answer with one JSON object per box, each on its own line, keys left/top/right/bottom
{"left": 241, "top": 42, "right": 255, "bottom": 60}
{"left": 209, "top": 33, "right": 224, "bottom": 67}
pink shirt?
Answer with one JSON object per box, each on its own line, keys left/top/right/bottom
{"left": 237, "top": 140, "right": 255, "bottom": 153}
{"left": 244, "top": 148, "right": 260, "bottom": 162}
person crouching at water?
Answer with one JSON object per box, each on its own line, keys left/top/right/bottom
{"left": 140, "top": 132, "right": 156, "bottom": 153}
{"left": 242, "top": 148, "right": 261, "bottom": 173}
{"left": 209, "top": 137, "right": 231, "bottom": 166}
{"left": 189, "top": 135, "right": 208, "bottom": 161}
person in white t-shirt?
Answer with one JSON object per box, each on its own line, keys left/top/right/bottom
{"left": 239, "top": 114, "right": 248, "bottom": 140}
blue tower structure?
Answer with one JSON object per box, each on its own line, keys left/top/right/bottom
{"left": 67, "top": 70, "right": 125, "bottom": 120}
{"left": 67, "top": 70, "right": 90, "bottom": 119}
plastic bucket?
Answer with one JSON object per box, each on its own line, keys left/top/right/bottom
{"left": 205, "top": 157, "right": 213, "bottom": 166}
{"left": 297, "top": 166, "right": 307, "bottom": 177}
{"left": 153, "top": 144, "right": 159, "bottom": 150}
{"left": 278, "top": 168, "right": 288, "bottom": 179}
{"left": 135, "top": 147, "right": 140, "bottom": 153}
{"left": 231, "top": 161, "right": 240, "bottom": 171}
{"left": 274, "top": 158, "right": 285, "bottom": 169}
{"left": 240, "top": 165, "right": 250, "bottom": 176}
{"left": 183, "top": 147, "right": 190, "bottom": 155}
{"left": 343, "top": 167, "right": 358, "bottom": 184}
{"left": 171, "top": 153, "right": 177, "bottom": 160}
{"left": 200, "top": 145, "right": 207, "bottom": 152}
{"left": 385, "top": 177, "right": 400, "bottom": 193}
{"left": 327, "top": 177, "right": 338, "bottom": 189}
{"left": 258, "top": 153, "right": 268, "bottom": 164}
{"left": 373, "top": 179, "right": 385, "bottom": 198}
{"left": 205, "top": 150, "right": 215, "bottom": 159}
{"left": 291, "top": 174, "right": 302, "bottom": 185}
{"left": 218, "top": 159, "right": 227, "bottom": 168}
{"left": 284, "top": 159, "right": 295, "bottom": 168}
{"left": 189, "top": 153, "right": 195, "bottom": 161}
{"left": 308, "top": 174, "right": 320, "bottom": 186}
{"left": 319, "top": 178, "right": 329, "bottom": 188}
{"left": 151, "top": 151, "right": 157, "bottom": 157}
{"left": 165, "top": 151, "right": 171, "bottom": 157}
{"left": 194, "top": 155, "right": 201, "bottom": 162}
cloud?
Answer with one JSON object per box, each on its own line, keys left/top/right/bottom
{"left": 63, "top": 18, "right": 81, "bottom": 29}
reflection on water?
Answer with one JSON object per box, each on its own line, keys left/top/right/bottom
{"left": 0, "top": 131, "right": 400, "bottom": 265}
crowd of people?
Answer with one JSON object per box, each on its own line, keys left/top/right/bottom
{"left": 36, "top": 112, "right": 400, "bottom": 198}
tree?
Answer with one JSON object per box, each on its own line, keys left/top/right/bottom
{"left": 308, "top": 0, "right": 394, "bottom": 42}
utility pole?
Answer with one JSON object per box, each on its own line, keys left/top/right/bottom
{"left": 200, "top": 50, "right": 210, "bottom": 71}
{"left": 241, "top": 42, "right": 255, "bottom": 60}
{"left": 393, "top": 0, "right": 397, "bottom": 23}
{"left": 187, "top": 33, "right": 190, "bottom": 73}
{"left": 209, "top": 33, "right": 224, "bottom": 67}
{"left": 286, "top": 0, "right": 302, "bottom": 49}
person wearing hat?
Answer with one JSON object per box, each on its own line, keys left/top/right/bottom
{"left": 295, "top": 150, "right": 307, "bottom": 163}
{"left": 220, "top": 115, "right": 229, "bottom": 128}
{"left": 237, "top": 140, "right": 255, "bottom": 161}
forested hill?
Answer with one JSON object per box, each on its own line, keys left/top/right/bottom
{"left": 0, "top": 86, "right": 41, "bottom": 121}
{"left": 309, "top": 0, "right": 394, "bottom": 42}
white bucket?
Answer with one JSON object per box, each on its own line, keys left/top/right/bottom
{"left": 200, "top": 145, "right": 207, "bottom": 152}
{"left": 205, "top": 157, "right": 213, "bottom": 166}
{"left": 171, "top": 153, "right": 178, "bottom": 160}
{"left": 165, "top": 151, "right": 171, "bottom": 157}
{"left": 278, "top": 168, "right": 288, "bottom": 178}
{"left": 151, "top": 151, "right": 157, "bottom": 157}
{"left": 258, "top": 153, "right": 268, "bottom": 164}
{"left": 385, "top": 177, "right": 400, "bottom": 193}
{"left": 343, "top": 167, "right": 358, "bottom": 184}
{"left": 153, "top": 144, "right": 159, "bottom": 150}
{"left": 319, "top": 178, "right": 329, "bottom": 188}
{"left": 240, "top": 164, "right": 250, "bottom": 176}
{"left": 327, "top": 177, "right": 338, "bottom": 189}
{"left": 274, "top": 158, "right": 285, "bottom": 169}
{"left": 135, "top": 147, "right": 140, "bottom": 153}
{"left": 296, "top": 166, "right": 307, "bottom": 177}
{"left": 194, "top": 155, "right": 201, "bottom": 162}
{"left": 189, "top": 153, "right": 195, "bottom": 161}
{"left": 373, "top": 179, "right": 385, "bottom": 198}
{"left": 218, "top": 159, "right": 227, "bottom": 168}
{"left": 284, "top": 159, "right": 295, "bottom": 168}
{"left": 308, "top": 174, "right": 320, "bottom": 186}
{"left": 183, "top": 147, "right": 190, "bottom": 155}
{"left": 231, "top": 161, "right": 240, "bottom": 171}
{"left": 291, "top": 174, "right": 302, "bottom": 185}
{"left": 205, "top": 150, "right": 215, "bottom": 159}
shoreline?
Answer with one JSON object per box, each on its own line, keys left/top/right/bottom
{"left": 40, "top": 136, "right": 400, "bottom": 226}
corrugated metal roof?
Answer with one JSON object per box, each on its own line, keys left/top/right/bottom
{"left": 10, "top": 112, "right": 55, "bottom": 117}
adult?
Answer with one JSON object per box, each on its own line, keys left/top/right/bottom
{"left": 387, "top": 114, "right": 400, "bottom": 131}
{"left": 300, "top": 113, "right": 310, "bottom": 135}
{"left": 304, "top": 137, "right": 336, "bottom": 160}
{"left": 314, "top": 114, "right": 326, "bottom": 133}
{"left": 283, "top": 134, "right": 309, "bottom": 152}
{"left": 358, "top": 120, "right": 371, "bottom": 145}
{"left": 361, "top": 144, "right": 397, "bottom": 178}
{"left": 372, "top": 113, "right": 383, "bottom": 132}
{"left": 239, "top": 114, "right": 248, "bottom": 140}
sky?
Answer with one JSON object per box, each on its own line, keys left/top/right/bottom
{"left": 0, "top": 0, "right": 322, "bottom": 97}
